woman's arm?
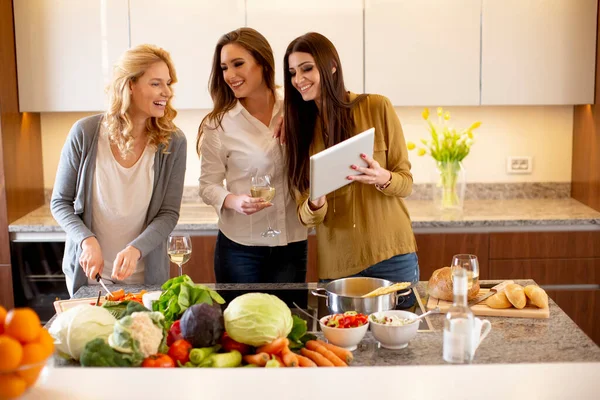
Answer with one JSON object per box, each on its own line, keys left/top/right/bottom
{"left": 297, "top": 192, "right": 327, "bottom": 227}
{"left": 198, "top": 127, "right": 231, "bottom": 216}
{"left": 128, "top": 132, "right": 187, "bottom": 258}
{"left": 378, "top": 96, "right": 413, "bottom": 198}
{"left": 50, "top": 120, "right": 95, "bottom": 246}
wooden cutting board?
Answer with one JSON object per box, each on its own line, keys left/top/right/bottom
{"left": 426, "top": 289, "right": 550, "bottom": 319}
{"left": 53, "top": 297, "right": 105, "bottom": 314}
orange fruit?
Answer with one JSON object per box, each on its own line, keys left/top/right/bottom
{"left": 0, "top": 373, "right": 27, "bottom": 399}
{"left": 16, "top": 343, "right": 46, "bottom": 387}
{"left": 4, "top": 308, "right": 41, "bottom": 343}
{"left": 0, "top": 335, "right": 23, "bottom": 372}
{"left": 0, "top": 306, "right": 6, "bottom": 334}
{"left": 34, "top": 328, "right": 55, "bottom": 358}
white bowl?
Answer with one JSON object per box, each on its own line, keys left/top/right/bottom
{"left": 319, "top": 315, "right": 369, "bottom": 351}
{"left": 369, "top": 310, "right": 419, "bottom": 350}
{"left": 142, "top": 291, "right": 162, "bottom": 310}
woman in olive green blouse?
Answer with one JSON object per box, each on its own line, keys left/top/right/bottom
{"left": 282, "top": 32, "right": 419, "bottom": 306}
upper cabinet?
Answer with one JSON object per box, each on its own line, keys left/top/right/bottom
{"left": 365, "top": 0, "right": 481, "bottom": 106}
{"left": 481, "top": 0, "right": 597, "bottom": 105}
{"left": 14, "top": 0, "right": 129, "bottom": 112}
{"left": 129, "top": 0, "right": 245, "bottom": 109}
{"left": 246, "top": 0, "right": 364, "bottom": 93}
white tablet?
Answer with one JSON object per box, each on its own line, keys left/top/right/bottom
{"left": 309, "top": 127, "right": 375, "bottom": 201}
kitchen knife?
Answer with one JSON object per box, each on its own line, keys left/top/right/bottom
{"left": 95, "top": 273, "right": 114, "bottom": 297}
{"left": 468, "top": 280, "right": 514, "bottom": 307}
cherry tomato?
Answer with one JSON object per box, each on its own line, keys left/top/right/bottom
{"left": 142, "top": 354, "right": 175, "bottom": 368}
{"left": 167, "top": 320, "right": 184, "bottom": 347}
{"left": 168, "top": 339, "right": 193, "bottom": 365}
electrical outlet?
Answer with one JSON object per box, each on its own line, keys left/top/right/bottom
{"left": 506, "top": 156, "right": 532, "bottom": 174}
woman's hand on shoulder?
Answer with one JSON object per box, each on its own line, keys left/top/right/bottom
{"left": 273, "top": 115, "right": 286, "bottom": 145}
{"left": 80, "top": 236, "right": 104, "bottom": 280}
{"left": 223, "top": 194, "right": 272, "bottom": 216}
{"left": 347, "top": 153, "right": 391, "bottom": 186}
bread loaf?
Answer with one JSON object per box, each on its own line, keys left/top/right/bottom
{"left": 486, "top": 291, "right": 512, "bottom": 309}
{"left": 505, "top": 283, "right": 526, "bottom": 309}
{"left": 427, "top": 267, "right": 480, "bottom": 301}
{"left": 524, "top": 285, "right": 549, "bottom": 309}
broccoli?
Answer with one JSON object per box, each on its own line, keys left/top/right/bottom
{"left": 80, "top": 338, "right": 143, "bottom": 367}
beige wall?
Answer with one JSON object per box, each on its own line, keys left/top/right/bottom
{"left": 41, "top": 105, "right": 573, "bottom": 188}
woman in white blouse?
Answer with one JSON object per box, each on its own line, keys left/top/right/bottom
{"left": 198, "top": 28, "right": 308, "bottom": 283}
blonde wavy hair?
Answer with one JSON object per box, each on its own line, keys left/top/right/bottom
{"left": 105, "top": 44, "right": 178, "bottom": 158}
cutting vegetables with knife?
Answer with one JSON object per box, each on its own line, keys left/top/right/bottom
{"left": 51, "top": 44, "right": 187, "bottom": 297}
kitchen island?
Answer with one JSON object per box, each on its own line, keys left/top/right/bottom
{"left": 29, "top": 280, "right": 600, "bottom": 399}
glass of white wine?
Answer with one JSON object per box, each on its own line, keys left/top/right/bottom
{"left": 167, "top": 234, "right": 192, "bottom": 277}
{"left": 451, "top": 254, "right": 479, "bottom": 290}
{"left": 250, "top": 173, "right": 280, "bottom": 238}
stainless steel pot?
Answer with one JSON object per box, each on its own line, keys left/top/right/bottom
{"left": 311, "top": 277, "right": 411, "bottom": 315}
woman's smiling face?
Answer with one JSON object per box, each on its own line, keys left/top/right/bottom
{"left": 288, "top": 51, "right": 321, "bottom": 102}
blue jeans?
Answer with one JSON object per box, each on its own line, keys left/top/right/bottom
{"left": 214, "top": 231, "right": 308, "bottom": 283}
{"left": 322, "top": 252, "right": 420, "bottom": 308}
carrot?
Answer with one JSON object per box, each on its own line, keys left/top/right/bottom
{"left": 257, "top": 337, "right": 288, "bottom": 355}
{"left": 296, "top": 354, "right": 317, "bottom": 367}
{"left": 107, "top": 289, "right": 125, "bottom": 301}
{"left": 243, "top": 353, "right": 269, "bottom": 367}
{"left": 316, "top": 339, "right": 354, "bottom": 364}
{"left": 300, "top": 348, "right": 334, "bottom": 367}
{"left": 281, "top": 346, "right": 299, "bottom": 367}
{"left": 305, "top": 341, "right": 347, "bottom": 367}
{"left": 273, "top": 354, "right": 286, "bottom": 367}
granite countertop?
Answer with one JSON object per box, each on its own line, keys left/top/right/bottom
{"left": 9, "top": 198, "right": 600, "bottom": 234}
{"left": 48, "top": 280, "right": 600, "bottom": 367}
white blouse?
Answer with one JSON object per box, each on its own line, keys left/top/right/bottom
{"left": 199, "top": 96, "right": 308, "bottom": 247}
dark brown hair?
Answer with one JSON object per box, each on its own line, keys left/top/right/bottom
{"left": 196, "top": 28, "right": 276, "bottom": 154}
{"left": 283, "top": 32, "right": 367, "bottom": 196}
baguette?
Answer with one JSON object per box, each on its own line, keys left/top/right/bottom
{"left": 486, "top": 291, "right": 512, "bottom": 309}
{"left": 504, "top": 283, "right": 526, "bottom": 309}
{"left": 524, "top": 285, "right": 549, "bottom": 309}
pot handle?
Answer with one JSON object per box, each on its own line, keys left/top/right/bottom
{"left": 395, "top": 288, "right": 413, "bottom": 306}
{"left": 311, "top": 288, "right": 328, "bottom": 299}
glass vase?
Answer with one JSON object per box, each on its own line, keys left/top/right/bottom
{"left": 432, "top": 161, "right": 466, "bottom": 210}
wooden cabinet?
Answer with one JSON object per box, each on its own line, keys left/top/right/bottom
{"left": 129, "top": 0, "right": 245, "bottom": 109}
{"left": 489, "top": 231, "right": 600, "bottom": 259}
{"left": 13, "top": 0, "right": 129, "bottom": 112}
{"left": 178, "top": 235, "right": 318, "bottom": 284}
{"left": 481, "top": 0, "right": 597, "bottom": 105}
{"left": 415, "top": 233, "right": 489, "bottom": 281}
{"left": 364, "top": 0, "right": 481, "bottom": 106}
{"left": 246, "top": 0, "right": 363, "bottom": 93}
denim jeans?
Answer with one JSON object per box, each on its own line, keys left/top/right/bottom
{"left": 214, "top": 231, "right": 308, "bottom": 283}
{"left": 322, "top": 252, "right": 420, "bottom": 309}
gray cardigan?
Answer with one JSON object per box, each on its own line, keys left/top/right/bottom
{"left": 51, "top": 114, "right": 187, "bottom": 296}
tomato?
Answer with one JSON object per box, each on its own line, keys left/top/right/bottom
{"left": 167, "top": 320, "right": 183, "bottom": 347}
{"left": 168, "top": 339, "right": 192, "bottom": 365}
{"left": 142, "top": 354, "right": 175, "bottom": 368}
{"left": 220, "top": 332, "right": 251, "bottom": 355}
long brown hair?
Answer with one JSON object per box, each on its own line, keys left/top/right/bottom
{"left": 283, "top": 32, "right": 367, "bottom": 197}
{"left": 196, "top": 28, "right": 276, "bottom": 154}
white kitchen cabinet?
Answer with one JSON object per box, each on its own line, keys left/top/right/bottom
{"left": 365, "top": 0, "right": 481, "bottom": 106}
{"left": 481, "top": 0, "right": 597, "bottom": 105}
{"left": 14, "top": 0, "right": 129, "bottom": 112}
{"left": 246, "top": 0, "right": 364, "bottom": 93}
{"left": 129, "top": 0, "right": 245, "bottom": 109}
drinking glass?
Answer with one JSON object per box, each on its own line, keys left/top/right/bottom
{"left": 451, "top": 254, "right": 479, "bottom": 290}
{"left": 167, "top": 234, "right": 192, "bottom": 276}
{"left": 250, "top": 173, "right": 280, "bottom": 237}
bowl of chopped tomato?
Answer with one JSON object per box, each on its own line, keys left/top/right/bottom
{"left": 319, "top": 312, "right": 369, "bottom": 351}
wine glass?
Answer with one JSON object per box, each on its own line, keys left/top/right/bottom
{"left": 167, "top": 234, "right": 192, "bottom": 276}
{"left": 250, "top": 173, "right": 280, "bottom": 237}
{"left": 451, "top": 254, "right": 479, "bottom": 290}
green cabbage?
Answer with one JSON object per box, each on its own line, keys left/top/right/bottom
{"left": 48, "top": 304, "right": 117, "bottom": 360}
{"left": 223, "top": 293, "right": 293, "bottom": 347}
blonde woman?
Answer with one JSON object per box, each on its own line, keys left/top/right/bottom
{"left": 51, "top": 44, "right": 187, "bottom": 296}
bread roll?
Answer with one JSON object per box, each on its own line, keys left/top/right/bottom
{"left": 524, "top": 285, "right": 549, "bottom": 309}
{"left": 486, "top": 291, "right": 513, "bottom": 309}
{"left": 505, "top": 283, "right": 526, "bottom": 309}
{"left": 427, "top": 267, "right": 480, "bottom": 301}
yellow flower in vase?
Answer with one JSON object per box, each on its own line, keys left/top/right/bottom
{"left": 407, "top": 107, "right": 482, "bottom": 210}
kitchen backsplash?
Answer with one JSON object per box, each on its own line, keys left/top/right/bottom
{"left": 40, "top": 105, "right": 574, "bottom": 189}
